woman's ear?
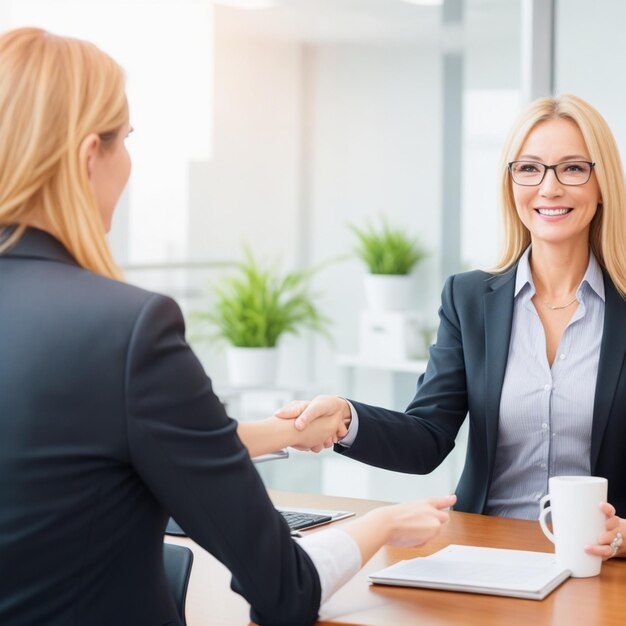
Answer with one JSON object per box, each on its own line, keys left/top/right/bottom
{"left": 79, "top": 133, "right": 101, "bottom": 180}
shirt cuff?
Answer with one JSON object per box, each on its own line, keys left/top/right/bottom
{"left": 337, "top": 400, "right": 359, "bottom": 447}
{"left": 295, "top": 528, "right": 362, "bottom": 606}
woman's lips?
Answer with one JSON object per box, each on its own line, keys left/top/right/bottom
{"left": 535, "top": 206, "right": 573, "bottom": 220}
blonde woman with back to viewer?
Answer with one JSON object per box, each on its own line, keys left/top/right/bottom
{"left": 0, "top": 27, "right": 455, "bottom": 626}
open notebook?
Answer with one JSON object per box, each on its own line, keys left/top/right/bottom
{"left": 369, "top": 544, "right": 570, "bottom": 600}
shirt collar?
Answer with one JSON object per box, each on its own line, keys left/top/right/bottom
{"left": 582, "top": 250, "right": 605, "bottom": 301}
{"left": 514, "top": 246, "right": 605, "bottom": 302}
{"left": 514, "top": 247, "right": 533, "bottom": 297}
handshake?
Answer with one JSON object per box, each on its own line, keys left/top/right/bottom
{"left": 274, "top": 395, "right": 353, "bottom": 453}
{"left": 236, "top": 395, "right": 353, "bottom": 459}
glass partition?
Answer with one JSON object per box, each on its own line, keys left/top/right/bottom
{"left": 461, "top": 0, "right": 522, "bottom": 270}
{"left": 1, "top": 0, "right": 535, "bottom": 501}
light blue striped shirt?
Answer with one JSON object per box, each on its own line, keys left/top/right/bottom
{"left": 486, "top": 247, "right": 605, "bottom": 520}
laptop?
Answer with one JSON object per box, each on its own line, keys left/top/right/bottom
{"left": 274, "top": 506, "right": 355, "bottom": 531}
{"left": 165, "top": 506, "right": 355, "bottom": 536}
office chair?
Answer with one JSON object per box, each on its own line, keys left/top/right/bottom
{"left": 163, "top": 543, "right": 194, "bottom": 626}
{"left": 166, "top": 517, "right": 186, "bottom": 536}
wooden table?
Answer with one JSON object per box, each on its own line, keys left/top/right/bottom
{"left": 165, "top": 491, "right": 626, "bottom": 626}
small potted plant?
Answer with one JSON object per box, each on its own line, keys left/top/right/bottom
{"left": 193, "top": 249, "right": 330, "bottom": 387}
{"left": 351, "top": 217, "right": 428, "bottom": 312}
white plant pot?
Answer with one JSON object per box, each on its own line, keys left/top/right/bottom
{"left": 363, "top": 274, "right": 416, "bottom": 312}
{"left": 226, "top": 346, "right": 279, "bottom": 388}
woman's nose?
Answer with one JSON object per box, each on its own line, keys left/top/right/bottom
{"left": 539, "top": 167, "right": 563, "bottom": 196}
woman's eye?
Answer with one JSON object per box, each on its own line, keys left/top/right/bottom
{"left": 520, "top": 164, "right": 539, "bottom": 172}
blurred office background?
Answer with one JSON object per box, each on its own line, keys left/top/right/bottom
{"left": 3, "top": 0, "right": 625, "bottom": 502}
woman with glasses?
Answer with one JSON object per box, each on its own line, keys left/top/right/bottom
{"left": 0, "top": 28, "right": 456, "bottom": 626}
{"left": 278, "top": 94, "right": 626, "bottom": 562}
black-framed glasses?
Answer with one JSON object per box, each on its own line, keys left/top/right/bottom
{"left": 508, "top": 160, "right": 595, "bottom": 186}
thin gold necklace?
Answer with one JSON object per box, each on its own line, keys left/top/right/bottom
{"left": 543, "top": 296, "right": 579, "bottom": 310}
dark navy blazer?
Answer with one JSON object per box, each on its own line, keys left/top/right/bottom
{"left": 339, "top": 268, "right": 626, "bottom": 517}
{"left": 0, "top": 228, "right": 320, "bottom": 626}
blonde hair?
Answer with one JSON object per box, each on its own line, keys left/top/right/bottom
{"left": 0, "top": 27, "right": 126, "bottom": 280}
{"left": 493, "top": 94, "right": 626, "bottom": 297}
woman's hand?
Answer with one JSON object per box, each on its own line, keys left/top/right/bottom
{"left": 237, "top": 411, "right": 346, "bottom": 458}
{"left": 339, "top": 495, "right": 457, "bottom": 566}
{"left": 370, "top": 495, "right": 457, "bottom": 547}
{"left": 584, "top": 502, "right": 624, "bottom": 560}
{"left": 275, "top": 396, "right": 351, "bottom": 452}
{"left": 288, "top": 409, "right": 349, "bottom": 452}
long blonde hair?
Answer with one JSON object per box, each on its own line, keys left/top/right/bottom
{"left": 493, "top": 94, "right": 626, "bottom": 297}
{"left": 0, "top": 27, "right": 126, "bottom": 280}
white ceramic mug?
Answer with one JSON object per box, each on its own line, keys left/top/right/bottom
{"left": 538, "top": 476, "right": 608, "bottom": 577}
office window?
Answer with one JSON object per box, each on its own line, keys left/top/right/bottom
{"left": 0, "top": 0, "right": 535, "bottom": 502}
{"left": 461, "top": 0, "right": 522, "bottom": 270}
{"left": 2, "top": 0, "right": 214, "bottom": 266}
{"left": 555, "top": 0, "right": 626, "bottom": 156}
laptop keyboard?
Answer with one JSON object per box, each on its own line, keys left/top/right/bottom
{"left": 279, "top": 510, "right": 332, "bottom": 531}
{"left": 166, "top": 510, "right": 336, "bottom": 537}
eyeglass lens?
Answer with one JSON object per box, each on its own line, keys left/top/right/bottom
{"left": 509, "top": 161, "right": 593, "bottom": 186}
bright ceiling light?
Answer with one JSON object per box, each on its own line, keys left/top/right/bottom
{"left": 214, "top": 0, "right": 277, "bottom": 9}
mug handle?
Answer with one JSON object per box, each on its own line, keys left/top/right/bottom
{"left": 538, "top": 494, "right": 555, "bottom": 543}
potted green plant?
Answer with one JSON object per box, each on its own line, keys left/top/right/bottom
{"left": 194, "top": 249, "right": 329, "bottom": 387}
{"left": 351, "top": 218, "right": 428, "bottom": 312}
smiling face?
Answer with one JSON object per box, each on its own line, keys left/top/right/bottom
{"left": 511, "top": 117, "right": 602, "bottom": 251}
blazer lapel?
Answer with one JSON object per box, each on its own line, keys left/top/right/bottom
{"left": 483, "top": 270, "right": 516, "bottom": 472}
{"left": 591, "top": 276, "right": 626, "bottom": 470}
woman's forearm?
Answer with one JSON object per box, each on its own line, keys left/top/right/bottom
{"left": 341, "top": 496, "right": 456, "bottom": 565}
{"left": 237, "top": 411, "right": 346, "bottom": 458}
{"left": 237, "top": 418, "right": 294, "bottom": 458}
{"left": 339, "top": 507, "right": 391, "bottom": 564}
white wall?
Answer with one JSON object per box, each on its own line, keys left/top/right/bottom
{"left": 309, "top": 42, "right": 443, "bottom": 388}
{"left": 187, "top": 18, "right": 302, "bottom": 266}
{"left": 186, "top": 11, "right": 311, "bottom": 386}
{"left": 555, "top": 0, "right": 626, "bottom": 157}
{"left": 3, "top": 0, "right": 214, "bottom": 265}
{"left": 460, "top": 0, "right": 522, "bottom": 270}
{"left": 186, "top": 12, "right": 445, "bottom": 393}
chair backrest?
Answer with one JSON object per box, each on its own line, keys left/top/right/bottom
{"left": 165, "top": 517, "right": 186, "bottom": 536}
{"left": 163, "top": 543, "right": 194, "bottom": 626}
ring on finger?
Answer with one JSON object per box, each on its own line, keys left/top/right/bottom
{"left": 609, "top": 531, "right": 623, "bottom": 557}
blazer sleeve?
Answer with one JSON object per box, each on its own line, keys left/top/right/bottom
{"left": 123, "top": 294, "right": 321, "bottom": 626}
{"left": 336, "top": 274, "right": 469, "bottom": 473}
